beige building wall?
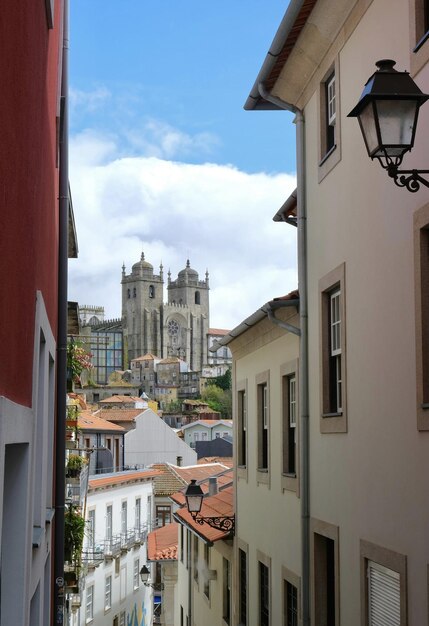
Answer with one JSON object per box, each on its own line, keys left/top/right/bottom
{"left": 230, "top": 309, "right": 301, "bottom": 625}
{"left": 176, "top": 526, "right": 233, "bottom": 626}
{"left": 270, "top": 0, "right": 429, "bottom": 624}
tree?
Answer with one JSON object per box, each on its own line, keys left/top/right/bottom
{"left": 201, "top": 384, "right": 232, "bottom": 419}
{"left": 206, "top": 368, "right": 231, "bottom": 391}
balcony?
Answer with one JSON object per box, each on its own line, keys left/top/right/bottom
{"left": 81, "top": 545, "right": 104, "bottom": 569}
{"left": 120, "top": 529, "right": 136, "bottom": 552}
{"left": 103, "top": 535, "right": 122, "bottom": 560}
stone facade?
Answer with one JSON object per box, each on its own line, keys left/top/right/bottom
{"left": 122, "top": 254, "right": 209, "bottom": 369}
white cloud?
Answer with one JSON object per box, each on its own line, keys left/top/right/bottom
{"left": 69, "top": 129, "right": 297, "bottom": 330}
{"left": 70, "top": 86, "right": 111, "bottom": 112}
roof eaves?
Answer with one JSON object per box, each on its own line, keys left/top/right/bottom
{"left": 244, "top": 0, "right": 316, "bottom": 111}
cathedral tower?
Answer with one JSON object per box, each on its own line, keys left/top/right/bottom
{"left": 164, "top": 260, "right": 210, "bottom": 370}
{"left": 121, "top": 253, "right": 164, "bottom": 365}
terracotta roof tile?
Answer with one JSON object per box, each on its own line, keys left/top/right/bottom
{"left": 208, "top": 328, "right": 231, "bottom": 335}
{"left": 78, "top": 413, "right": 125, "bottom": 432}
{"left": 88, "top": 469, "right": 162, "bottom": 491}
{"left": 147, "top": 522, "right": 179, "bottom": 561}
{"left": 174, "top": 484, "right": 234, "bottom": 542}
{"left": 99, "top": 395, "right": 141, "bottom": 403}
{"left": 151, "top": 464, "right": 187, "bottom": 496}
{"left": 197, "top": 457, "right": 233, "bottom": 467}
{"left": 97, "top": 408, "right": 144, "bottom": 422}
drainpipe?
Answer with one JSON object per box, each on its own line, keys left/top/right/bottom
{"left": 258, "top": 83, "right": 310, "bottom": 626}
{"left": 54, "top": 0, "right": 69, "bottom": 624}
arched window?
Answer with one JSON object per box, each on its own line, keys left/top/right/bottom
{"left": 127, "top": 289, "right": 131, "bottom": 299}
{"left": 195, "top": 291, "right": 200, "bottom": 304}
{"left": 133, "top": 287, "right": 136, "bottom": 298}
{"left": 149, "top": 285, "right": 155, "bottom": 298}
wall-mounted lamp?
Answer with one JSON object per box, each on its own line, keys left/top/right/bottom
{"left": 348, "top": 59, "right": 429, "bottom": 192}
{"left": 184, "top": 479, "right": 235, "bottom": 535}
{"left": 139, "top": 565, "right": 164, "bottom": 590}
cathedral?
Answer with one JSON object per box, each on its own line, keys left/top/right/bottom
{"left": 121, "top": 253, "right": 210, "bottom": 370}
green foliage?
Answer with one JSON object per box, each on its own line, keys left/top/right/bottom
{"left": 163, "top": 399, "right": 182, "bottom": 414}
{"left": 67, "top": 454, "right": 86, "bottom": 471}
{"left": 201, "top": 384, "right": 232, "bottom": 419}
{"left": 206, "top": 368, "right": 231, "bottom": 391}
{"left": 64, "top": 506, "right": 86, "bottom": 564}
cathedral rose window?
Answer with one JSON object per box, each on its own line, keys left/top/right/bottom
{"left": 168, "top": 320, "right": 180, "bottom": 336}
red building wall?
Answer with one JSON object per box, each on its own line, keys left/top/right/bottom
{"left": 0, "top": 2, "right": 63, "bottom": 406}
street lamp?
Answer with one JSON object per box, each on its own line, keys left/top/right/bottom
{"left": 139, "top": 565, "right": 164, "bottom": 590}
{"left": 184, "top": 479, "right": 235, "bottom": 535}
{"left": 348, "top": 59, "right": 429, "bottom": 192}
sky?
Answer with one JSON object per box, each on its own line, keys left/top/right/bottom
{"left": 68, "top": 0, "right": 298, "bottom": 330}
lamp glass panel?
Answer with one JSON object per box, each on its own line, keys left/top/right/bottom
{"left": 186, "top": 495, "right": 203, "bottom": 513}
{"left": 358, "top": 101, "right": 380, "bottom": 156}
{"left": 375, "top": 99, "right": 418, "bottom": 155}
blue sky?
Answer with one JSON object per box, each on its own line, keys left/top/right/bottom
{"left": 68, "top": 1, "right": 298, "bottom": 329}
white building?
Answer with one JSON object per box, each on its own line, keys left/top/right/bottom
{"left": 181, "top": 420, "right": 233, "bottom": 449}
{"left": 75, "top": 469, "right": 160, "bottom": 626}
{"left": 124, "top": 408, "right": 197, "bottom": 467}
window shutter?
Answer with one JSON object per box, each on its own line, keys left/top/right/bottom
{"left": 368, "top": 561, "right": 400, "bottom": 626}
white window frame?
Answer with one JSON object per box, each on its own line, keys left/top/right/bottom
{"left": 134, "top": 558, "right": 140, "bottom": 590}
{"left": 106, "top": 505, "right": 112, "bottom": 541}
{"left": 327, "top": 73, "right": 336, "bottom": 126}
{"left": 135, "top": 498, "right": 141, "bottom": 531}
{"left": 121, "top": 501, "right": 127, "bottom": 534}
{"left": 105, "top": 575, "right": 112, "bottom": 610}
{"left": 119, "top": 611, "right": 126, "bottom": 626}
{"left": 88, "top": 509, "right": 95, "bottom": 550}
{"left": 330, "top": 289, "right": 342, "bottom": 413}
{"left": 289, "top": 376, "right": 297, "bottom": 428}
{"left": 263, "top": 384, "right": 268, "bottom": 430}
{"left": 86, "top": 584, "right": 94, "bottom": 623}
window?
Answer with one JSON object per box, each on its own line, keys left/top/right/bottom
{"left": 284, "top": 582, "right": 298, "bottom": 626}
{"left": 133, "top": 558, "right": 140, "bottom": 589}
{"left": 195, "top": 291, "right": 200, "bottom": 304}
{"left": 282, "top": 567, "right": 300, "bottom": 626}
{"left": 282, "top": 372, "right": 297, "bottom": 478}
{"left": 259, "top": 562, "right": 270, "bottom": 626}
{"left": 215, "top": 432, "right": 221, "bottom": 438}
{"left": 201, "top": 431, "right": 208, "bottom": 441}
{"left": 127, "top": 289, "right": 130, "bottom": 299}
{"left": 105, "top": 576, "right": 112, "bottom": 610}
{"left": 119, "top": 611, "right": 126, "bottom": 626}
{"left": 193, "top": 535, "right": 199, "bottom": 583}
{"left": 223, "top": 558, "right": 231, "bottom": 625}
{"left": 186, "top": 530, "right": 191, "bottom": 570}
{"left": 237, "top": 385, "right": 247, "bottom": 469}
{"left": 256, "top": 372, "right": 270, "bottom": 476}
{"left": 194, "top": 432, "right": 200, "bottom": 442}
{"left": 120, "top": 565, "right": 127, "bottom": 602}
{"left": 239, "top": 549, "right": 247, "bottom": 625}
{"left": 121, "top": 501, "right": 127, "bottom": 534}
{"left": 87, "top": 509, "right": 95, "bottom": 550}
{"left": 360, "top": 540, "right": 407, "bottom": 626}
{"left": 312, "top": 520, "right": 339, "bottom": 626}
{"left": 319, "top": 60, "right": 341, "bottom": 180}
{"left": 106, "top": 504, "right": 113, "bottom": 541}
{"left": 203, "top": 544, "right": 211, "bottom": 599}
{"left": 413, "top": 0, "right": 429, "bottom": 51}
{"left": 156, "top": 505, "right": 171, "bottom": 527}
{"left": 147, "top": 496, "right": 152, "bottom": 529}
{"left": 320, "top": 264, "right": 347, "bottom": 433}
{"left": 135, "top": 498, "right": 141, "bottom": 531}
{"left": 149, "top": 285, "right": 155, "bottom": 298}
{"left": 414, "top": 205, "right": 429, "bottom": 429}
{"left": 133, "top": 287, "right": 136, "bottom": 298}
{"left": 86, "top": 584, "right": 94, "bottom": 623}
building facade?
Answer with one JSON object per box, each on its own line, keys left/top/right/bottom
{"left": 122, "top": 254, "right": 210, "bottom": 369}
{"left": 0, "top": 1, "right": 70, "bottom": 624}
{"left": 75, "top": 470, "right": 158, "bottom": 626}
{"left": 240, "top": 1, "right": 429, "bottom": 624}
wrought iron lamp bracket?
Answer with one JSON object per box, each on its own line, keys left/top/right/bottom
{"left": 190, "top": 512, "right": 235, "bottom": 534}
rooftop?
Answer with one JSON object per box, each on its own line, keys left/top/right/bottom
{"left": 88, "top": 468, "right": 162, "bottom": 491}
{"left": 77, "top": 411, "right": 125, "bottom": 432}
{"left": 147, "top": 522, "right": 179, "bottom": 561}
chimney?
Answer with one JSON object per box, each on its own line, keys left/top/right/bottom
{"left": 176, "top": 456, "right": 183, "bottom": 467}
{"left": 208, "top": 477, "right": 218, "bottom": 496}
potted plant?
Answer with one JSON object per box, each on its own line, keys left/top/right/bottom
{"left": 67, "top": 341, "right": 93, "bottom": 390}
{"left": 64, "top": 505, "right": 86, "bottom": 565}
{"left": 66, "top": 454, "right": 87, "bottom": 478}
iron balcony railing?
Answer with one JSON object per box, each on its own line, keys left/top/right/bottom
{"left": 103, "top": 535, "right": 122, "bottom": 559}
